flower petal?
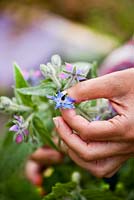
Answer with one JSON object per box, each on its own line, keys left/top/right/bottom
{"left": 47, "top": 91, "right": 75, "bottom": 109}
{"left": 9, "top": 124, "right": 19, "bottom": 132}
{"left": 66, "top": 96, "right": 75, "bottom": 103}
{"left": 93, "top": 116, "right": 101, "bottom": 121}
{"left": 15, "top": 134, "right": 23, "bottom": 144}
{"left": 14, "top": 115, "right": 23, "bottom": 123}
{"left": 59, "top": 73, "right": 68, "bottom": 79}
{"left": 65, "top": 63, "right": 73, "bottom": 72}
{"left": 23, "top": 129, "right": 29, "bottom": 136}
{"left": 46, "top": 95, "right": 55, "bottom": 100}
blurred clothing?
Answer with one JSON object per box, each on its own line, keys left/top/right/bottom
{"left": 100, "top": 39, "right": 134, "bottom": 75}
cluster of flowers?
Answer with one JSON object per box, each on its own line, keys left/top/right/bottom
{"left": 0, "top": 54, "right": 115, "bottom": 144}
{"left": 9, "top": 115, "right": 29, "bottom": 143}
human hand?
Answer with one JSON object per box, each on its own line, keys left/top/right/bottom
{"left": 53, "top": 69, "right": 134, "bottom": 178}
{"left": 25, "top": 146, "right": 63, "bottom": 186}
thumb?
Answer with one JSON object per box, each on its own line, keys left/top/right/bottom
{"left": 66, "top": 69, "right": 131, "bottom": 102}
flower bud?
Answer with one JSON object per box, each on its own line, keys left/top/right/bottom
{"left": 40, "top": 64, "right": 48, "bottom": 76}
{"left": 40, "top": 63, "right": 54, "bottom": 77}
{"left": 51, "top": 54, "right": 62, "bottom": 67}
{"left": 0, "top": 96, "right": 12, "bottom": 110}
{"left": 71, "top": 171, "right": 81, "bottom": 183}
{"left": 73, "top": 62, "right": 92, "bottom": 76}
{"left": 15, "top": 134, "right": 23, "bottom": 144}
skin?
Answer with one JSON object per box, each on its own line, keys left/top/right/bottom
{"left": 25, "top": 146, "right": 63, "bottom": 186}
{"left": 53, "top": 68, "right": 134, "bottom": 178}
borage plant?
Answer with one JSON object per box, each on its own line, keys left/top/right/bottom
{"left": 0, "top": 55, "right": 120, "bottom": 200}
{"left": 0, "top": 55, "right": 115, "bottom": 147}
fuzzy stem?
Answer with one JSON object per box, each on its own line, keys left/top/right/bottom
{"left": 76, "top": 107, "right": 92, "bottom": 122}
{"left": 64, "top": 76, "right": 74, "bottom": 90}
{"left": 51, "top": 75, "right": 61, "bottom": 90}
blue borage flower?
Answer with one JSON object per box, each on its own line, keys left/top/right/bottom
{"left": 47, "top": 91, "right": 75, "bottom": 109}
{"left": 9, "top": 115, "right": 29, "bottom": 144}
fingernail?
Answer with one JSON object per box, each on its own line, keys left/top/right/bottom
{"left": 53, "top": 117, "right": 59, "bottom": 128}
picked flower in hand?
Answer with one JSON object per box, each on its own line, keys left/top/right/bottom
{"left": 47, "top": 91, "right": 75, "bottom": 109}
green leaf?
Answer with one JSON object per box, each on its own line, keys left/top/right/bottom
{"left": 0, "top": 177, "right": 41, "bottom": 200}
{"left": 13, "top": 63, "right": 33, "bottom": 106}
{"left": 0, "top": 133, "right": 33, "bottom": 182}
{"left": 90, "top": 61, "right": 98, "bottom": 78}
{"left": 87, "top": 61, "right": 98, "bottom": 79}
{"left": 0, "top": 133, "right": 40, "bottom": 200}
{"left": 32, "top": 115, "right": 58, "bottom": 150}
{"left": 43, "top": 182, "right": 77, "bottom": 200}
{"left": 81, "top": 188, "right": 122, "bottom": 200}
{"left": 13, "top": 63, "right": 29, "bottom": 88}
{"left": 90, "top": 99, "right": 97, "bottom": 107}
{"left": 17, "top": 82, "right": 56, "bottom": 96}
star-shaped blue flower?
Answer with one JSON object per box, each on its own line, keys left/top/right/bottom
{"left": 47, "top": 91, "right": 75, "bottom": 109}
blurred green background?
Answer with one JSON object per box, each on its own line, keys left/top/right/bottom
{"left": 0, "top": 0, "right": 133, "bottom": 41}
{"left": 0, "top": 1, "right": 134, "bottom": 200}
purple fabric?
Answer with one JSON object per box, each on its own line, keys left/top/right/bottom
{"left": 99, "top": 39, "right": 134, "bottom": 75}
{"left": 0, "top": 14, "right": 59, "bottom": 89}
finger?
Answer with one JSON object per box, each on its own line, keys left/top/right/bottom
{"left": 68, "top": 149, "right": 130, "bottom": 178}
{"left": 25, "top": 160, "right": 43, "bottom": 186}
{"left": 30, "top": 148, "right": 63, "bottom": 165}
{"left": 79, "top": 141, "right": 133, "bottom": 161}
{"left": 54, "top": 116, "right": 91, "bottom": 160}
{"left": 105, "top": 152, "right": 134, "bottom": 178}
{"left": 66, "top": 69, "right": 132, "bottom": 102}
{"left": 54, "top": 116, "right": 132, "bottom": 161}
{"left": 105, "top": 166, "right": 121, "bottom": 178}
{"left": 61, "top": 109, "right": 128, "bottom": 141}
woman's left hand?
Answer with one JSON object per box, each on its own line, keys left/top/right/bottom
{"left": 25, "top": 147, "right": 63, "bottom": 186}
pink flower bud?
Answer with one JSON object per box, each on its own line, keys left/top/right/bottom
{"left": 15, "top": 134, "right": 23, "bottom": 144}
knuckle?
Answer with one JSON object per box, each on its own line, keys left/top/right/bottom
{"left": 80, "top": 133, "right": 89, "bottom": 141}
{"left": 124, "top": 122, "right": 134, "bottom": 141}
{"left": 88, "top": 162, "right": 106, "bottom": 178}
{"left": 122, "top": 119, "right": 130, "bottom": 134}
{"left": 91, "top": 168, "right": 106, "bottom": 178}
{"left": 109, "top": 115, "right": 129, "bottom": 137}
{"left": 105, "top": 173, "right": 114, "bottom": 178}
{"left": 95, "top": 170, "right": 106, "bottom": 178}
{"left": 122, "top": 143, "right": 133, "bottom": 154}
{"left": 121, "top": 116, "right": 133, "bottom": 140}
{"left": 79, "top": 150, "right": 90, "bottom": 161}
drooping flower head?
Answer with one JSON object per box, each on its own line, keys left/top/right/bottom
{"left": 47, "top": 91, "right": 75, "bottom": 109}
{"left": 23, "top": 70, "right": 43, "bottom": 86}
{"left": 59, "top": 63, "right": 86, "bottom": 82}
{"left": 9, "top": 115, "right": 29, "bottom": 144}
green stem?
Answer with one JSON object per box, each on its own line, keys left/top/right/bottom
{"left": 24, "top": 113, "right": 34, "bottom": 128}
{"left": 64, "top": 76, "right": 74, "bottom": 90}
{"left": 51, "top": 75, "right": 61, "bottom": 90}
{"left": 76, "top": 107, "right": 91, "bottom": 122}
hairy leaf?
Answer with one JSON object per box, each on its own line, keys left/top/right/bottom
{"left": 43, "top": 182, "right": 77, "bottom": 200}
{"left": 17, "top": 82, "right": 56, "bottom": 96}
{"left": 13, "top": 63, "right": 33, "bottom": 106}
{"left": 32, "top": 115, "right": 58, "bottom": 150}
{"left": 81, "top": 188, "right": 122, "bottom": 200}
